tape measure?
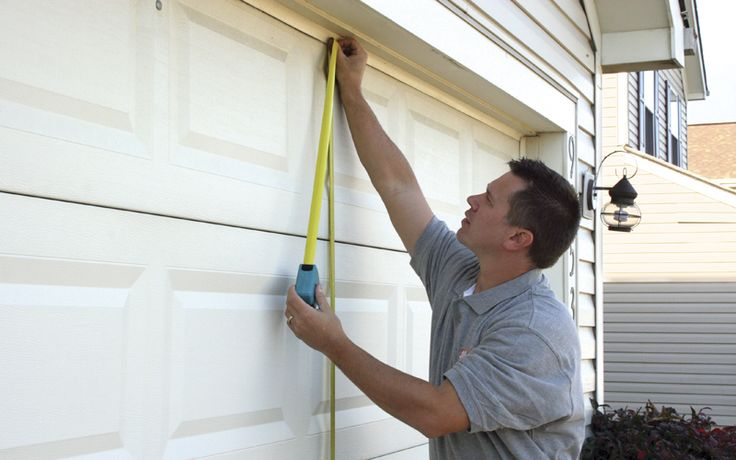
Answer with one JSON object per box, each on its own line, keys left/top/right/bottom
{"left": 296, "top": 39, "right": 338, "bottom": 307}
{"left": 295, "top": 38, "right": 338, "bottom": 460}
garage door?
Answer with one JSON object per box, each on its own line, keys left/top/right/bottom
{"left": 0, "top": 1, "right": 520, "bottom": 458}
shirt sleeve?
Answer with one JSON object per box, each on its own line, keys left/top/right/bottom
{"left": 409, "top": 216, "right": 475, "bottom": 306}
{"left": 444, "top": 327, "right": 576, "bottom": 432}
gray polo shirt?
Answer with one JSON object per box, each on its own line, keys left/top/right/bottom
{"left": 410, "top": 217, "right": 585, "bottom": 459}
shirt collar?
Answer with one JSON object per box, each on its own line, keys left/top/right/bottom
{"left": 458, "top": 268, "right": 542, "bottom": 315}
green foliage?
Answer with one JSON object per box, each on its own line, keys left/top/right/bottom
{"left": 582, "top": 400, "right": 736, "bottom": 460}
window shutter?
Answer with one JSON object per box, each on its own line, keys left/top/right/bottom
{"left": 638, "top": 71, "right": 645, "bottom": 151}
{"left": 653, "top": 72, "right": 659, "bottom": 159}
{"left": 666, "top": 81, "right": 672, "bottom": 163}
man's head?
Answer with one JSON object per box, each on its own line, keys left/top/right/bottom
{"left": 457, "top": 158, "right": 580, "bottom": 269}
{"left": 505, "top": 158, "right": 581, "bottom": 268}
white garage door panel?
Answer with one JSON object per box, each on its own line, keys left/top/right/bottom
{"left": 406, "top": 296, "right": 432, "bottom": 382}
{"left": 408, "top": 97, "right": 466, "bottom": 214}
{"left": 167, "top": 271, "right": 293, "bottom": 458}
{"left": 0, "top": 0, "right": 148, "bottom": 159}
{"left": 0, "top": 192, "right": 428, "bottom": 459}
{"left": 180, "top": 8, "right": 288, "bottom": 161}
{"left": 0, "top": 0, "right": 519, "bottom": 253}
{"left": 170, "top": 1, "right": 314, "bottom": 184}
{"left": 333, "top": 72, "right": 395, "bottom": 195}
{"left": 0, "top": 257, "right": 142, "bottom": 458}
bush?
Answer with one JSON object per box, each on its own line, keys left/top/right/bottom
{"left": 582, "top": 400, "right": 736, "bottom": 459}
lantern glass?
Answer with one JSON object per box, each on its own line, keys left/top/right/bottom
{"left": 601, "top": 201, "right": 641, "bottom": 232}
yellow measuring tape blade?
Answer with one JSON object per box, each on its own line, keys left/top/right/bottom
{"left": 300, "top": 39, "right": 338, "bottom": 459}
{"left": 304, "top": 40, "right": 339, "bottom": 265}
{"left": 328, "top": 120, "right": 336, "bottom": 460}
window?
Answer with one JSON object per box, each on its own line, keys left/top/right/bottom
{"left": 638, "top": 71, "right": 658, "bottom": 156}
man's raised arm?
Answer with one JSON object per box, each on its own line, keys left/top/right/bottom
{"left": 334, "top": 38, "right": 432, "bottom": 256}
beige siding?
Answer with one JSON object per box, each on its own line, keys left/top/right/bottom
{"left": 601, "top": 74, "right": 619, "bottom": 151}
{"left": 601, "top": 72, "right": 631, "bottom": 156}
{"left": 604, "top": 282, "right": 736, "bottom": 426}
{"left": 603, "top": 150, "right": 736, "bottom": 281}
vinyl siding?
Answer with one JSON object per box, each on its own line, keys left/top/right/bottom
{"left": 604, "top": 282, "right": 736, "bottom": 426}
{"left": 444, "top": 0, "right": 593, "bottom": 102}
{"left": 601, "top": 74, "right": 619, "bottom": 153}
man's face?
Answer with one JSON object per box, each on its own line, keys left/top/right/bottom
{"left": 457, "top": 171, "right": 528, "bottom": 255}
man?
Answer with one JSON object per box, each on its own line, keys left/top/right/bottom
{"left": 285, "top": 37, "right": 585, "bottom": 459}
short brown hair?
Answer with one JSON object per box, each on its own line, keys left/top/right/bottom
{"left": 506, "top": 158, "right": 580, "bottom": 268}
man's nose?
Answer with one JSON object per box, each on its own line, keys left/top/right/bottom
{"left": 466, "top": 194, "right": 479, "bottom": 209}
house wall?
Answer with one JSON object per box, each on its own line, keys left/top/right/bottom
{"left": 602, "top": 152, "right": 736, "bottom": 428}
{"left": 0, "top": 0, "right": 598, "bottom": 458}
{"left": 602, "top": 152, "right": 736, "bottom": 282}
{"left": 602, "top": 72, "right": 630, "bottom": 151}
{"left": 604, "top": 282, "right": 736, "bottom": 426}
{"left": 601, "top": 74, "right": 618, "bottom": 148}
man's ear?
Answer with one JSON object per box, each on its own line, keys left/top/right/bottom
{"left": 503, "top": 228, "right": 533, "bottom": 252}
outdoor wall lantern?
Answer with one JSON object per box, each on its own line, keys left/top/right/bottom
{"left": 581, "top": 148, "right": 641, "bottom": 232}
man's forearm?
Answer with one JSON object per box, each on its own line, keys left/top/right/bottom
{"left": 326, "top": 336, "right": 468, "bottom": 438}
{"left": 285, "top": 285, "right": 466, "bottom": 436}
{"left": 334, "top": 38, "right": 434, "bottom": 255}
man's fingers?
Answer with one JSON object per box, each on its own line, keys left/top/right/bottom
{"left": 287, "top": 285, "right": 311, "bottom": 313}
{"left": 337, "top": 37, "right": 361, "bottom": 57}
{"left": 337, "top": 37, "right": 352, "bottom": 51}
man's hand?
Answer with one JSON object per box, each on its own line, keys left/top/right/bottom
{"left": 285, "top": 284, "right": 347, "bottom": 360}
{"left": 332, "top": 37, "right": 368, "bottom": 102}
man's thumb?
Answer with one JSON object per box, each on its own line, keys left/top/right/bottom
{"left": 316, "top": 284, "right": 330, "bottom": 310}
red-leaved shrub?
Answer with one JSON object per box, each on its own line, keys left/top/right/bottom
{"left": 582, "top": 400, "right": 736, "bottom": 459}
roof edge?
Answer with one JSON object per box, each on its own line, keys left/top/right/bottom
{"left": 688, "top": 121, "right": 736, "bottom": 127}
{"left": 618, "top": 144, "right": 736, "bottom": 200}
